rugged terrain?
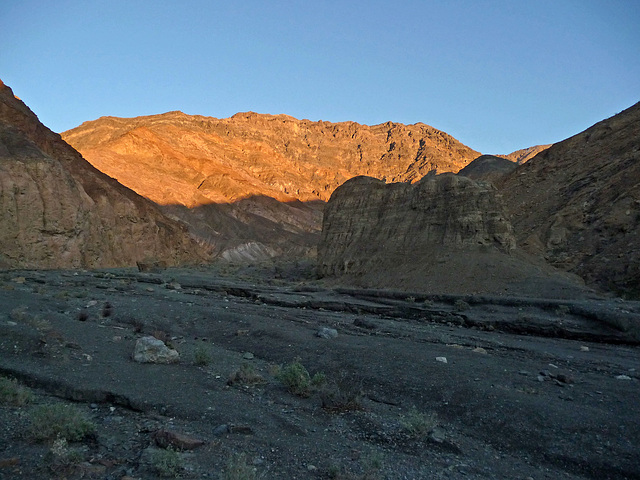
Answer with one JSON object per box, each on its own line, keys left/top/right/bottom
{"left": 0, "top": 80, "right": 205, "bottom": 269}
{"left": 499, "top": 102, "right": 640, "bottom": 297}
{"left": 62, "top": 112, "right": 480, "bottom": 259}
{"left": 0, "top": 266, "right": 639, "bottom": 479}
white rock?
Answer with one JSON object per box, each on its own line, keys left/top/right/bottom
{"left": 133, "top": 336, "right": 180, "bottom": 364}
{"left": 435, "top": 357, "right": 448, "bottom": 364}
{"left": 316, "top": 327, "right": 338, "bottom": 339}
{"left": 615, "top": 375, "right": 632, "bottom": 380}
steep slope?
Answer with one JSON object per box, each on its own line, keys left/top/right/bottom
{"left": 457, "top": 155, "right": 518, "bottom": 183}
{"left": 500, "top": 102, "right": 640, "bottom": 296}
{"left": 318, "top": 174, "right": 587, "bottom": 297}
{"left": 499, "top": 144, "right": 552, "bottom": 164}
{"left": 62, "top": 112, "right": 479, "bottom": 259}
{"left": 0, "top": 80, "right": 205, "bottom": 269}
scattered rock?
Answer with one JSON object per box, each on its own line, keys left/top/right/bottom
{"left": 212, "top": 424, "right": 230, "bottom": 436}
{"left": 316, "top": 327, "right": 338, "bottom": 339}
{"left": 615, "top": 375, "right": 632, "bottom": 380}
{"left": 136, "top": 260, "right": 167, "bottom": 273}
{"left": 229, "top": 425, "right": 254, "bottom": 435}
{"left": 0, "top": 457, "right": 20, "bottom": 467}
{"left": 472, "top": 347, "right": 487, "bottom": 354}
{"left": 10, "top": 277, "right": 25, "bottom": 284}
{"left": 435, "top": 357, "right": 448, "bottom": 364}
{"left": 152, "top": 429, "right": 206, "bottom": 450}
{"left": 242, "top": 352, "right": 255, "bottom": 360}
{"left": 580, "top": 346, "right": 590, "bottom": 352}
{"left": 353, "top": 318, "right": 377, "bottom": 329}
{"left": 133, "top": 336, "right": 180, "bottom": 364}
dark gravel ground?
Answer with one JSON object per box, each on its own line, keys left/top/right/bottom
{"left": 0, "top": 266, "right": 639, "bottom": 479}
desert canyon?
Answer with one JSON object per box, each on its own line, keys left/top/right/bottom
{"left": 0, "top": 78, "right": 639, "bottom": 479}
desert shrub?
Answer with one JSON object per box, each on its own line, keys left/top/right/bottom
{"left": 275, "top": 360, "right": 325, "bottom": 397}
{"left": 220, "top": 452, "right": 258, "bottom": 480}
{"left": 152, "top": 447, "right": 183, "bottom": 478}
{"left": 400, "top": 407, "right": 437, "bottom": 437}
{"left": 405, "top": 296, "right": 416, "bottom": 303}
{"left": 194, "top": 344, "right": 212, "bottom": 366}
{"left": 0, "top": 376, "right": 33, "bottom": 406}
{"left": 228, "top": 362, "right": 265, "bottom": 386}
{"left": 28, "top": 403, "right": 96, "bottom": 442}
{"left": 453, "top": 299, "right": 470, "bottom": 312}
{"left": 46, "top": 436, "right": 84, "bottom": 474}
{"left": 320, "top": 373, "right": 363, "bottom": 412}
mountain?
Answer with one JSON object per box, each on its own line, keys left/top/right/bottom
{"left": 0, "top": 79, "right": 205, "bottom": 269}
{"left": 62, "top": 111, "right": 479, "bottom": 260}
{"left": 499, "top": 102, "right": 640, "bottom": 296}
{"left": 499, "top": 144, "right": 552, "bottom": 164}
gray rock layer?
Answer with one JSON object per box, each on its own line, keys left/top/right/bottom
{"left": 318, "top": 174, "right": 515, "bottom": 278}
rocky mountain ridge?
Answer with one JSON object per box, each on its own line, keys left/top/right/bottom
{"left": 62, "top": 111, "right": 480, "bottom": 259}
{"left": 0, "top": 79, "right": 205, "bottom": 269}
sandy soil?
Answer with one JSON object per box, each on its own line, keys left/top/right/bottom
{"left": 0, "top": 265, "right": 639, "bottom": 479}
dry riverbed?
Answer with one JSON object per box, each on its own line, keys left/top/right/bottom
{"left": 0, "top": 266, "right": 639, "bottom": 479}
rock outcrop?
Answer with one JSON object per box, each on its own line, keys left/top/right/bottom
{"left": 62, "top": 112, "right": 479, "bottom": 260}
{"left": 499, "top": 102, "right": 640, "bottom": 296}
{"left": 498, "top": 144, "right": 552, "bottom": 164}
{"left": 318, "top": 174, "right": 587, "bottom": 296}
{"left": 0, "top": 79, "right": 205, "bottom": 269}
{"left": 457, "top": 155, "right": 518, "bottom": 183}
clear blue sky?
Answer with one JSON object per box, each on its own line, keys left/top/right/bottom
{"left": 1, "top": 0, "right": 638, "bottom": 154}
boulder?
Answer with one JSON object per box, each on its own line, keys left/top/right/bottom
{"left": 133, "top": 336, "right": 179, "bottom": 364}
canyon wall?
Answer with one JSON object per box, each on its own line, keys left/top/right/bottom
{"left": 0, "top": 80, "right": 205, "bottom": 269}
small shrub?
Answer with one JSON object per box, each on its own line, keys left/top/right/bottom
{"left": 556, "top": 305, "right": 570, "bottom": 316}
{"left": 152, "top": 447, "right": 183, "bottom": 478}
{"left": 275, "top": 360, "right": 324, "bottom": 397}
{"left": 320, "top": 374, "right": 363, "bottom": 412}
{"left": 228, "top": 362, "right": 265, "bottom": 386}
{"left": 102, "top": 302, "right": 113, "bottom": 317}
{"left": 453, "top": 299, "right": 470, "bottom": 312}
{"left": 400, "top": 407, "right": 437, "bottom": 437}
{"left": 220, "top": 452, "right": 257, "bottom": 480}
{"left": 361, "top": 450, "right": 384, "bottom": 480}
{"left": 405, "top": 296, "right": 416, "bottom": 303}
{"left": 46, "top": 436, "right": 84, "bottom": 474}
{"left": 194, "top": 344, "right": 212, "bottom": 366}
{"left": 28, "top": 404, "right": 96, "bottom": 442}
{"left": 0, "top": 376, "right": 33, "bottom": 406}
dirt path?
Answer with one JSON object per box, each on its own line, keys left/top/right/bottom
{"left": 0, "top": 267, "right": 639, "bottom": 479}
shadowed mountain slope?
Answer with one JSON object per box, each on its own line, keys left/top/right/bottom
{"left": 499, "top": 102, "right": 640, "bottom": 296}
{"left": 0, "top": 79, "right": 205, "bottom": 269}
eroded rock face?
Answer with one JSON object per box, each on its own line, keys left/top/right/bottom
{"left": 499, "top": 102, "right": 640, "bottom": 296}
{"left": 318, "top": 175, "right": 522, "bottom": 290}
{"left": 0, "top": 80, "right": 205, "bottom": 269}
{"left": 317, "top": 173, "right": 589, "bottom": 296}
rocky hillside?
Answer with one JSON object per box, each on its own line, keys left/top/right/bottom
{"left": 62, "top": 112, "right": 479, "bottom": 260}
{"left": 317, "top": 174, "right": 586, "bottom": 297}
{"left": 63, "top": 111, "right": 480, "bottom": 204}
{"left": 0, "top": 80, "right": 205, "bottom": 269}
{"left": 457, "top": 155, "right": 518, "bottom": 183}
{"left": 499, "top": 144, "right": 551, "bottom": 164}
{"left": 499, "top": 102, "right": 640, "bottom": 296}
